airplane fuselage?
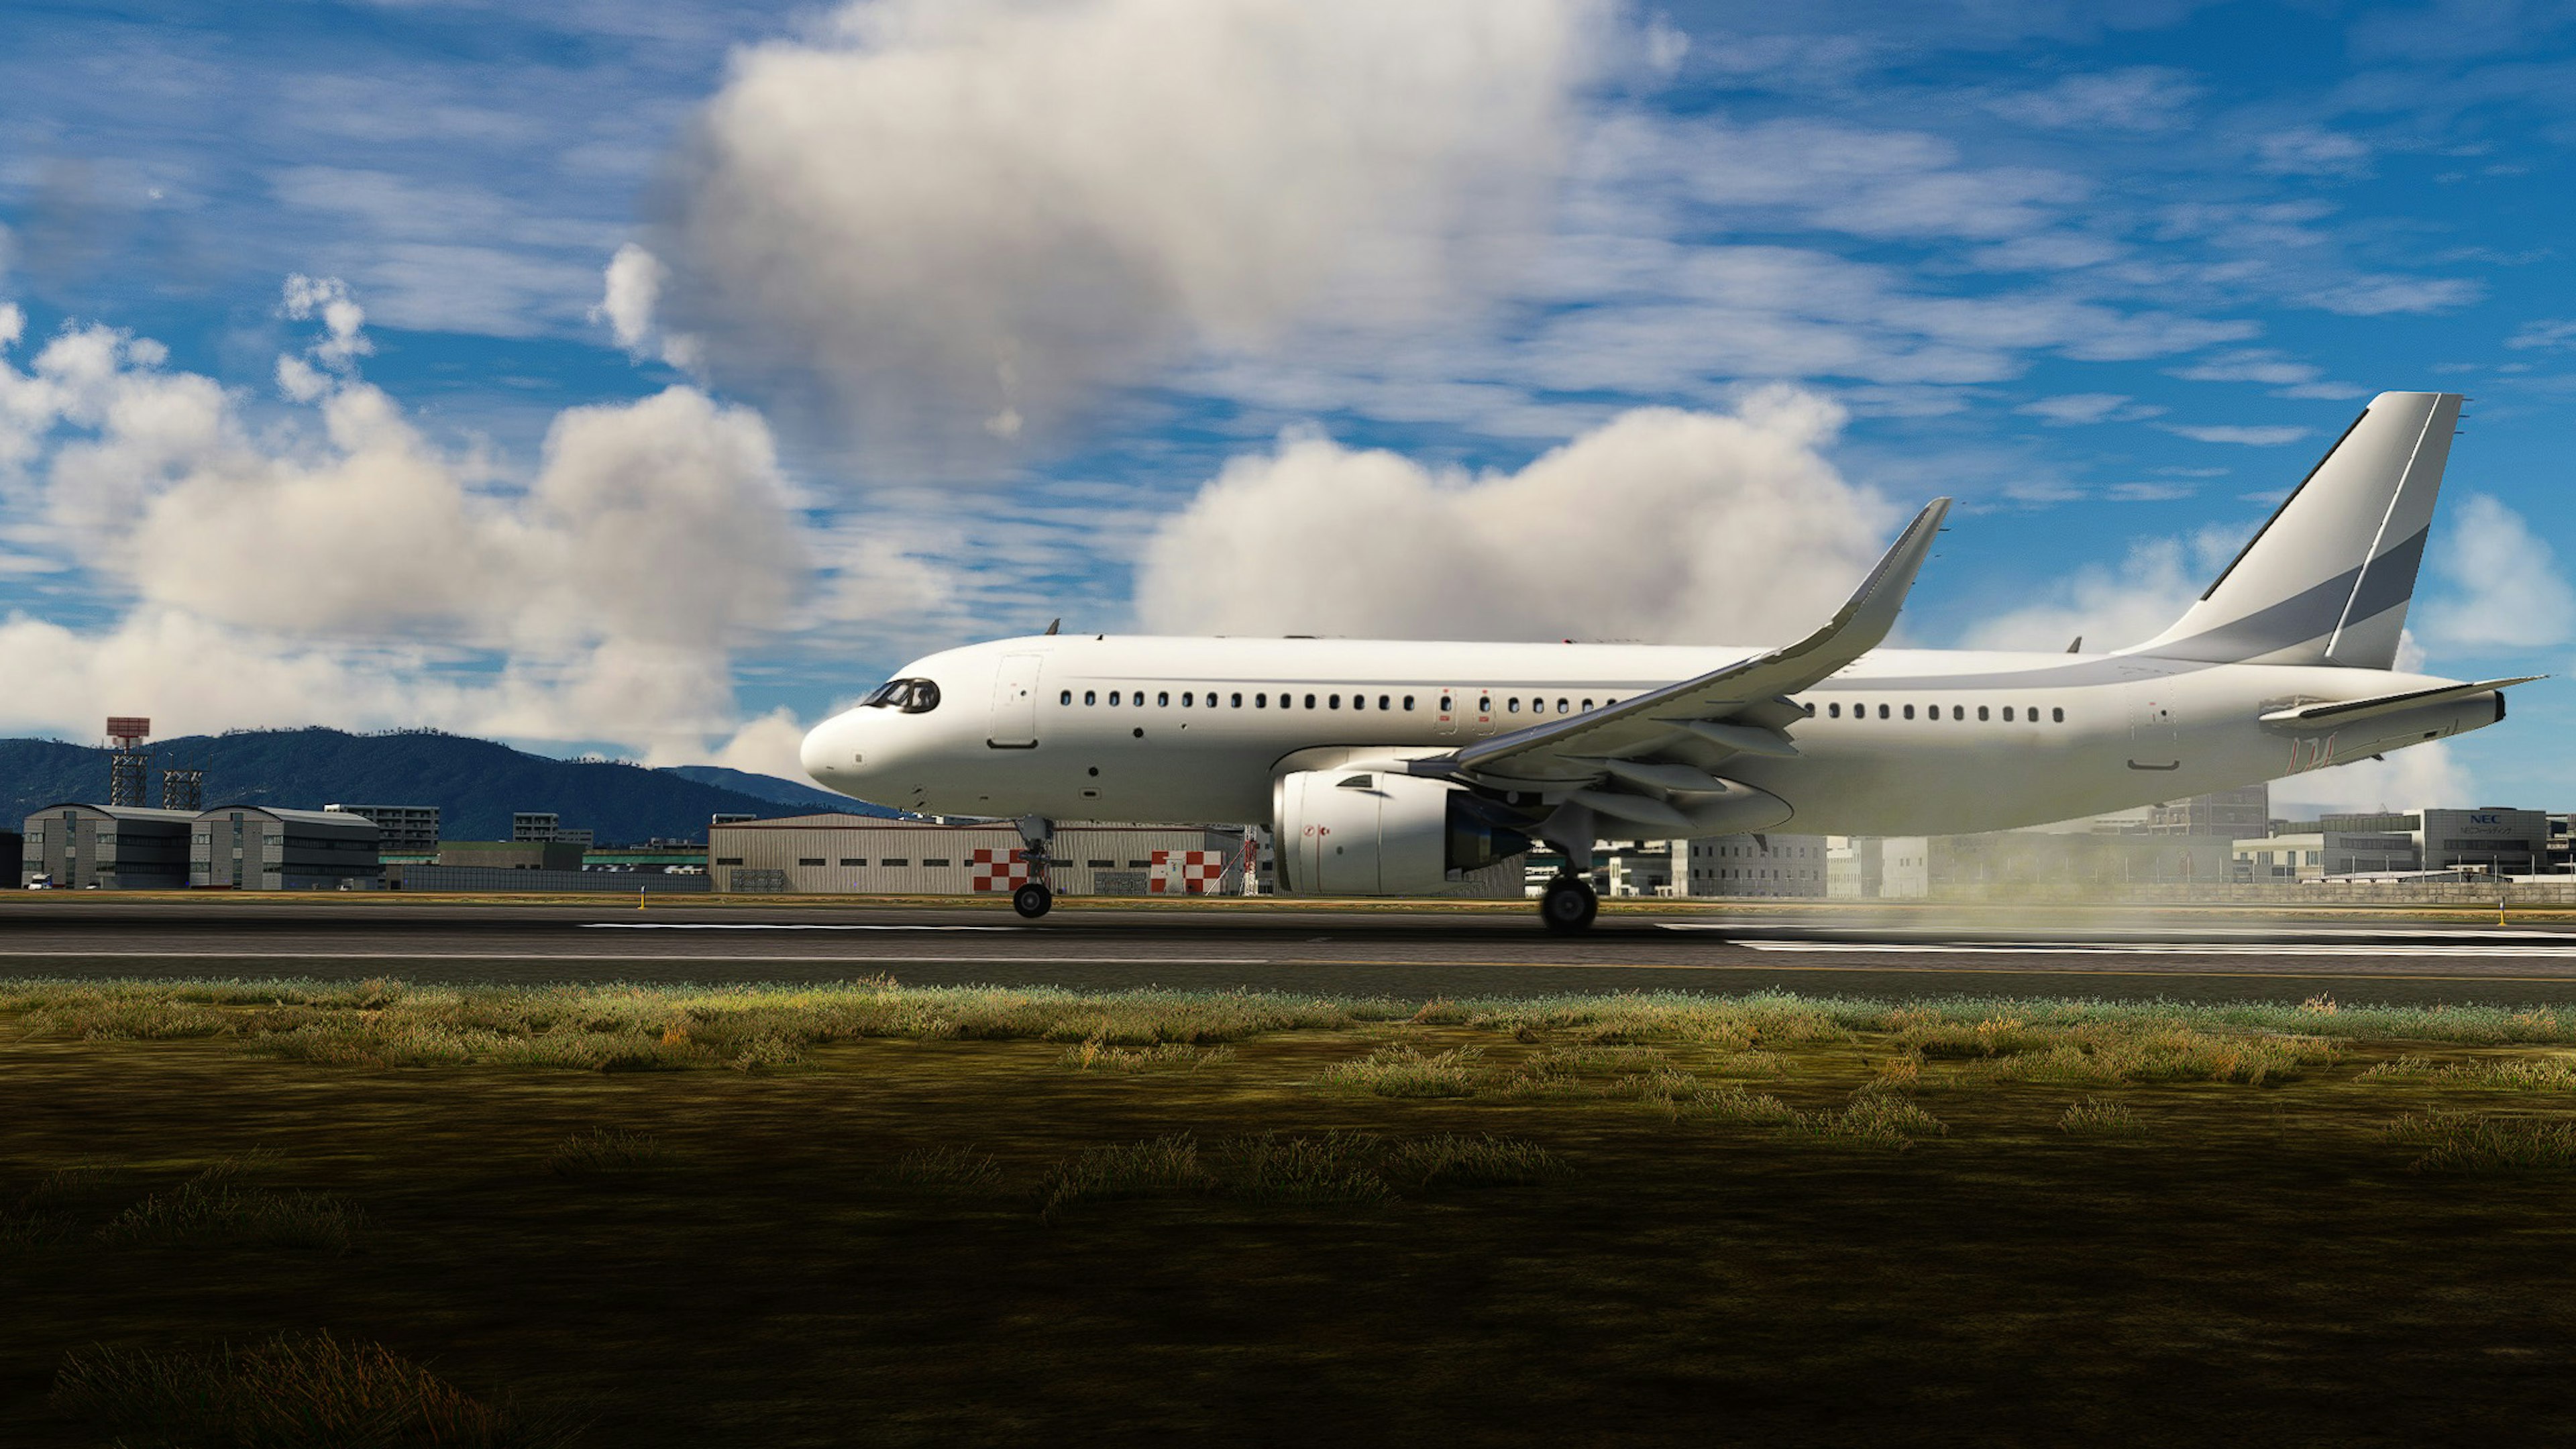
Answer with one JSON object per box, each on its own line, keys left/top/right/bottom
{"left": 801, "top": 634, "right": 2500, "bottom": 836}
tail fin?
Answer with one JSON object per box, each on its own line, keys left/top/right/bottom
{"left": 2132, "top": 391, "right": 2461, "bottom": 669}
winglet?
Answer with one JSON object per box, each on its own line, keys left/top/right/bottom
{"left": 1778, "top": 496, "right": 1950, "bottom": 674}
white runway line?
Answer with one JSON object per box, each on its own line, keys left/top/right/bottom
{"left": 1740, "top": 941, "right": 2576, "bottom": 957}
{"left": 1664, "top": 924, "right": 2576, "bottom": 941}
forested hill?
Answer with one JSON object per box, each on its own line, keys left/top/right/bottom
{"left": 0, "top": 729, "right": 894, "bottom": 843}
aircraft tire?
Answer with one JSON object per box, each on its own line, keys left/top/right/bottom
{"left": 1011, "top": 882, "right": 1054, "bottom": 920}
{"left": 1540, "top": 876, "right": 1597, "bottom": 932}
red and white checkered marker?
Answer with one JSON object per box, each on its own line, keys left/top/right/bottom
{"left": 1150, "top": 850, "right": 1230, "bottom": 894}
{"left": 969, "top": 847, "right": 1032, "bottom": 892}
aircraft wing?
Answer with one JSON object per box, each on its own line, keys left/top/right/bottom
{"left": 1411, "top": 497, "right": 1950, "bottom": 791}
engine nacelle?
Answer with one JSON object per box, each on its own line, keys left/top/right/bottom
{"left": 1273, "top": 769, "right": 1532, "bottom": 896}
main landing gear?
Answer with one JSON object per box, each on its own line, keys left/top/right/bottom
{"left": 1011, "top": 881, "right": 1053, "bottom": 919}
{"left": 1540, "top": 874, "right": 1598, "bottom": 933}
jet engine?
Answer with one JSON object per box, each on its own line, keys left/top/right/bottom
{"left": 1273, "top": 769, "right": 1532, "bottom": 896}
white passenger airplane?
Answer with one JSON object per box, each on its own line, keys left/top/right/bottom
{"left": 804, "top": 392, "right": 2538, "bottom": 929}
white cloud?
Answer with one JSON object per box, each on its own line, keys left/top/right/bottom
{"left": 2158, "top": 423, "right": 2312, "bottom": 445}
{"left": 2165, "top": 347, "right": 2365, "bottom": 398}
{"left": 2269, "top": 744, "right": 2473, "bottom": 817}
{"left": 2414, "top": 494, "right": 2576, "bottom": 653}
{"left": 0, "top": 284, "right": 835, "bottom": 762}
{"left": 1962, "top": 530, "right": 2237, "bottom": 653}
{"left": 593, "top": 243, "right": 663, "bottom": 352}
{"left": 651, "top": 0, "right": 1603, "bottom": 458}
{"left": 2302, "top": 274, "right": 2484, "bottom": 316}
{"left": 280, "top": 274, "right": 371, "bottom": 368}
{"left": 2015, "top": 392, "right": 2161, "bottom": 425}
{"left": 2506, "top": 318, "right": 2576, "bottom": 350}
{"left": 1984, "top": 68, "right": 2200, "bottom": 131}
{"left": 1134, "top": 386, "right": 1900, "bottom": 643}
{"left": 2253, "top": 127, "right": 2371, "bottom": 176}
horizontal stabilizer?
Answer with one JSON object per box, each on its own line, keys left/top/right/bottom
{"left": 2259, "top": 676, "right": 2541, "bottom": 730}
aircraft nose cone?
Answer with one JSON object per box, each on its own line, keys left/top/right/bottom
{"left": 801, "top": 711, "right": 868, "bottom": 794}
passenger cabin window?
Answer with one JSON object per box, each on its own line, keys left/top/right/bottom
{"left": 1330, "top": 694, "right": 1342, "bottom": 709}
{"left": 1829, "top": 703, "right": 1841, "bottom": 718}
{"left": 1582, "top": 698, "right": 1595, "bottom": 710}
{"left": 2002, "top": 706, "right": 2014, "bottom": 721}
{"left": 1181, "top": 692, "right": 1193, "bottom": 706}
{"left": 1304, "top": 693, "right": 1317, "bottom": 708}
{"left": 1508, "top": 698, "right": 1521, "bottom": 712}
{"left": 1903, "top": 704, "right": 1915, "bottom": 720}
{"left": 1085, "top": 690, "right": 1096, "bottom": 705}
{"left": 1256, "top": 693, "right": 1267, "bottom": 707}
{"left": 1157, "top": 692, "right": 1168, "bottom": 706}
{"left": 1232, "top": 692, "right": 1243, "bottom": 707}
{"left": 1440, "top": 694, "right": 1453, "bottom": 710}
{"left": 1479, "top": 695, "right": 1492, "bottom": 712}
{"left": 2052, "top": 707, "right": 2065, "bottom": 722}
{"left": 1953, "top": 705, "right": 1964, "bottom": 720}
{"left": 1110, "top": 690, "right": 1122, "bottom": 706}
{"left": 1379, "top": 694, "right": 1391, "bottom": 710}
{"left": 1977, "top": 706, "right": 1988, "bottom": 720}
{"left": 1878, "top": 704, "right": 1889, "bottom": 719}
{"left": 1403, "top": 695, "right": 1415, "bottom": 710}
{"left": 1060, "top": 690, "right": 1072, "bottom": 705}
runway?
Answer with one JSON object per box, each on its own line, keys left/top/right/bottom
{"left": 9, "top": 897, "right": 2576, "bottom": 1004}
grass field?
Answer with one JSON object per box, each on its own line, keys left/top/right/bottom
{"left": 11, "top": 977, "right": 2576, "bottom": 1444}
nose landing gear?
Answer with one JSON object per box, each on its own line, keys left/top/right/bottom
{"left": 1012, "top": 814, "right": 1056, "bottom": 920}
{"left": 1540, "top": 874, "right": 1597, "bottom": 932}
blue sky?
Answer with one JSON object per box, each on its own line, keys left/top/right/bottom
{"left": 0, "top": 0, "right": 2569, "bottom": 813}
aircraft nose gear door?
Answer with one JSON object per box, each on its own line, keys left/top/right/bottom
{"left": 989, "top": 654, "right": 1041, "bottom": 749}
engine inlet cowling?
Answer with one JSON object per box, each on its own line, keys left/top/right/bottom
{"left": 1273, "top": 769, "right": 1532, "bottom": 897}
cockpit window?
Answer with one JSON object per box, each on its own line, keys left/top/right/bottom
{"left": 861, "top": 678, "right": 942, "bottom": 714}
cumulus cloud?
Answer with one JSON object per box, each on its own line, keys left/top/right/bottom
{"left": 2414, "top": 494, "right": 2575, "bottom": 653}
{"left": 0, "top": 282, "right": 820, "bottom": 761}
{"left": 648, "top": 0, "right": 1602, "bottom": 460}
{"left": 2270, "top": 743, "right": 2473, "bottom": 817}
{"left": 1135, "top": 386, "right": 1900, "bottom": 643}
{"left": 1962, "top": 530, "right": 2237, "bottom": 654}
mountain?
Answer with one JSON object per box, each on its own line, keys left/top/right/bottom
{"left": 659, "top": 764, "right": 890, "bottom": 815}
{"left": 0, "top": 729, "right": 890, "bottom": 843}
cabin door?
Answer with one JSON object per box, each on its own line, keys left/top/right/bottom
{"left": 988, "top": 653, "right": 1041, "bottom": 749}
{"left": 2127, "top": 696, "right": 2180, "bottom": 771}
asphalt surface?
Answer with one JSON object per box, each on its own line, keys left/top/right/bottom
{"left": 9, "top": 897, "right": 2576, "bottom": 1004}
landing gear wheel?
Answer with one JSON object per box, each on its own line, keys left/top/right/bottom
{"left": 1011, "top": 882, "right": 1054, "bottom": 920}
{"left": 1540, "top": 876, "right": 1597, "bottom": 932}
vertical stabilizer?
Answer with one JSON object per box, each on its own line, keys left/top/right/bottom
{"left": 2131, "top": 391, "right": 2461, "bottom": 669}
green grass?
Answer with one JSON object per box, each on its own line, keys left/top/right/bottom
{"left": 52, "top": 1330, "right": 578, "bottom": 1448}
{"left": 20, "top": 978, "right": 2576, "bottom": 1443}
{"left": 543, "top": 1129, "right": 673, "bottom": 1177}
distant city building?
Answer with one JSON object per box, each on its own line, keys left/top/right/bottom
{"left": 2147, "top": 784, "right": 2270, "bottom": 838}
{"left": 20, "top": 804, "right": 195, "bottom": 890}
{"left": 513, "top": 812, "right": 558, "bottom": 842}
{"left": 191, "top": 806, "right": 380, "bottom": 891}
{"left": 1675, "top": 834, "right": 1827, "bottom": 898}
{"left": 325, "top": 804, "right": 441, "bottom": 855}
{"left": 2422, "top": 808, "right": 2551, "bottom": 876}
{"left": 438, "top": 841, "right": 587, "bottom": 872}
{"left": 1828, "top": 837, "right": 1929, "bottom": 899}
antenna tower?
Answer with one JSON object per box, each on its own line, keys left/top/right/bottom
{"left": 106, "top": 716, "right": 152, "bottom": 808}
